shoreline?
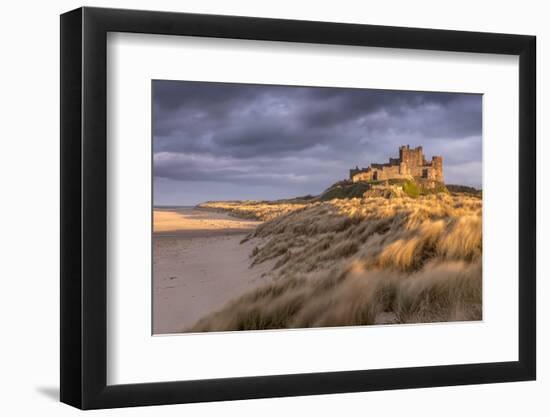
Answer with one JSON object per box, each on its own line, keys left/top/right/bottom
{"left": 153, "top": 207, "right": 271, "bottom": 334}
{"left": 153, "top": 207, "right": 262, "bottom": 234}
{"left": 154, "top": 228, "right": 257, "bottom": 238}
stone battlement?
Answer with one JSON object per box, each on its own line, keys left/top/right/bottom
{"left": 350, "top": 145, "right": 443, "bottom": 183}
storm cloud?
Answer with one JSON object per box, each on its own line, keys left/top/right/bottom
{"left": 153, "top": 80, "right": 482, "bottom": 205}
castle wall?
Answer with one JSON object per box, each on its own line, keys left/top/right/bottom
{"left": 374, "top": 165, "right": 401, "bottom": 180}
{"left": 351, "top": 165, "right": 411, "bottom": 182}
{"left": 408, "top": 165, "right": 426, "bottom": 178}
{"left": 352, "top": 171, "right": 373, "bottom": 182}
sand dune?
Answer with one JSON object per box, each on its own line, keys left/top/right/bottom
{"left": 196, "top": 201, "right": 308, "bottom": 221}
{"left": 190, "top": 194, "right": 482, "bottom": 332}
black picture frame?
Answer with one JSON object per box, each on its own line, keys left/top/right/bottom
{"left": 60, "top": 6, "right": 536, "bottom": 410}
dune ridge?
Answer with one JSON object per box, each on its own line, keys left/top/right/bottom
{"left": 197, "top": 200, "right": 308, "bottom": 221}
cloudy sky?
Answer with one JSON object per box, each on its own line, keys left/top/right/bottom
{"left": 153, "top": 80, "right": 482, "bottom": 206}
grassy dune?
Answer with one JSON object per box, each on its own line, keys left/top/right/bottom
{"left": 197, "top": 200, "right": 308, "bottom": 221}
{"left": 190, "top": 193, "right": 482, "bottom": 332}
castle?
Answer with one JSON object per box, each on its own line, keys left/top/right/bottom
{"left": 350, "top": 145, "right": 443, "bottom": 183}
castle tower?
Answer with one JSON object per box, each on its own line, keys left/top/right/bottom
{"left": 431, "top": 156, "right": 443, "bottom": 182}
{"left": 399, "top": 145, "right": 424, "bottom": 168}
{"left": 398, "top": 145, "right": 408, "bottom": 162}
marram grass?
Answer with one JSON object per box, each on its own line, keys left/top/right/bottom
{"left": 189, "top": 193, "right": 482, "bottom": 332}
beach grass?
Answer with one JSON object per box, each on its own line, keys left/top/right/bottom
{"left": 189, "top": 193, "right": 482, "bottom": 331}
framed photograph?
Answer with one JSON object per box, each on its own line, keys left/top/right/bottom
{"left": 60, "top": 7, "right": 536, "bottom": 409}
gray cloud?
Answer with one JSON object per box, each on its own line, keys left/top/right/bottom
{"left": 153, "top": 80, "right": 482, "bottom": 205}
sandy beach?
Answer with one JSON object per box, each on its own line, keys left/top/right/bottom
{"left": 153, "top": 207, "right": 272, "bottom": 334}
{"left": 154, "top": 207, "right": 263, "bottom": 236}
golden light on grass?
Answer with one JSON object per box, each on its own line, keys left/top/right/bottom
{"left": 188, "top": 193, "right": 482, "bottom": 332}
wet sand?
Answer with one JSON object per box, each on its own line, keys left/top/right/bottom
{"left": 153, "top": 208, "right": 273, "bottom": 334}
